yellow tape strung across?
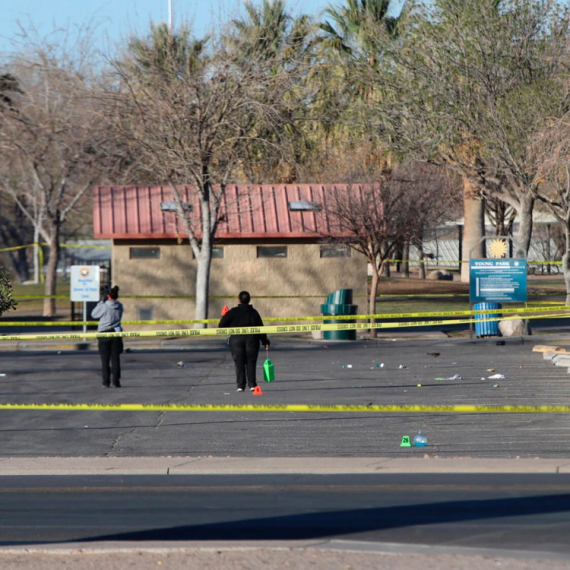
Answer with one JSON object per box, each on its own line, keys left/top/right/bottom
{"left": 1, "top": 304, "right": 569, "bottom": 327}
{"left": 386, "top": 259, "right": 563, "bottom": 265}
{"left": 0, "top": 244, "right": 32, "bottom": 253}
{"left": 12, "top": 292, "right": 569, "bottom": 300}
{"left": 0, "top": 244, "right": 560, "bottom": 261}
{"left": 0, "top": 313, "right": 556, "bottom": 342}
{"left": 0, "top": 403, "right": 569, "bottom": 413}
{"left": 0, "top": 243, "right": 110, "bottom": 254}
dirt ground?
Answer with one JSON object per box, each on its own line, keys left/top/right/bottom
{"left": 0, "top": 548, "right": 568, "bottom": 570}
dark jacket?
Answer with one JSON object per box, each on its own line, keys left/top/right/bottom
{"left": 219, "top": 304, "right": 270, "bottom": 346}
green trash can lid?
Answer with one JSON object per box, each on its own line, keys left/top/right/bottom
{"left": 321, "top": 303, "right": 358, "bottom": 315}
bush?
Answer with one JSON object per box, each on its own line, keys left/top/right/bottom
{"left": 0, "top": 267, "right": 17, "bottom": 316}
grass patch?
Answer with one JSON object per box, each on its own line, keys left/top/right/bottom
{"left": 9, "top": 281, "right": 71, "bottom": 315}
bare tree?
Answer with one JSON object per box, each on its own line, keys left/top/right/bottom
{"left": 108, "top": 23, "right": 298, "bottom": 324}
{"left": 0, "top": 194, "right": 34, "bottom": 283}
{"left": 322, "top": 162, "right": 457, "bottom": 337}
{"left": 0, "top": 43, "right": 109, "bottom": 316}
{"left": 531, "top": 114, "right": 570, "bottom": 301}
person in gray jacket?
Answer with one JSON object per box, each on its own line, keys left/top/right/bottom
{"left": 91, "top": 285, "right": 124, "bottom": 387}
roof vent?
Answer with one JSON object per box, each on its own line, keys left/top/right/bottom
{"left": 288, "top": 200, "right": 322, "bottom": 212}
{"left": 160, "top": 201, "right": 192, "bottom": 212}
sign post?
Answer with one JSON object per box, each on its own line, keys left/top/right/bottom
{"left": 70, "top": 266, "right": 101, "bottom": 338}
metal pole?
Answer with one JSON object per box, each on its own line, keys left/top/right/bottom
{"left": 83, "top": 302, "right": 87, "bottom": 342}
{"left": 168, "top": 0, "right": 173, "bottom": 31}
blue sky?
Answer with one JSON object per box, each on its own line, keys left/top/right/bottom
{"left": 0, "top": 0, "right": 334, "bottom": 55}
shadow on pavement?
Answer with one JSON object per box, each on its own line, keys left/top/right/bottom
{"left": 77, "top": 493, "right": 570, "bottom": 543}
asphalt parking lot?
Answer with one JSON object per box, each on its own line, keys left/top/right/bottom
{"left": 0, "top": 337, "right": 569, "bottom": 458}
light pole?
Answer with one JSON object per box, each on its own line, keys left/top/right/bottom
{"left": 168, "top": 0, "right": 173, "bottom": 31}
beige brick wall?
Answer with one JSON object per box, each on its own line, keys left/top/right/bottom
{"left": 113, "top": 242, "right": 367, "bottom": 328}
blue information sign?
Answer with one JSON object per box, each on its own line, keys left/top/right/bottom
{"left": 469, "top": 259, "right": 527, "bottom": 303}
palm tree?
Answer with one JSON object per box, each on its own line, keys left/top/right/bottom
{"left": 228, "top": 1, "right": 316, "bottom": 183}
{"left": 319, "top": 0, "right": 398, "bottom": 65}
{"left": 231, "top": 0, "right": 290, "bottom": 59}
{"left": 230, "top": 0, "right": 314, "bottom": 64}
{"left": 127, "top": 23, "right": 207, "bottom": 80}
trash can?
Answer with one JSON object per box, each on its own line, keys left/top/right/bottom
{"left": 474, "top": 302, "right": 502, "bottom": 338}
{"left": 321, "top": 289, "right": 358, "bottom": 341}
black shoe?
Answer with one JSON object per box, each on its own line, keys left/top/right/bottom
{"left": 112, "top": 383, "right": 121, "bottom": 388}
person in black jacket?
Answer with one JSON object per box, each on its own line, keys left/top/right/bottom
{"left": 219, "top": 291, "right": 270, "bottom": 392}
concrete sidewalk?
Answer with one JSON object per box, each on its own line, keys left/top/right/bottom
{"left": 1, "top": 456, "right": 570, "bottom": 475}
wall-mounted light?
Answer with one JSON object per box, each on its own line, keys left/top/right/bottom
{"left": 160, "top": 201, "right": 192, "bottom": 212}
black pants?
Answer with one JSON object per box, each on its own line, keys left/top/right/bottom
{"left": 229, "top": 336, "right": 260, "bottom": 389}
{"left": 98, "top": 337, "right": 122, "bottom": 386}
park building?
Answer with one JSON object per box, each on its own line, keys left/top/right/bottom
{"left": 92, "top": 184, "right": 368, "bottom": 326}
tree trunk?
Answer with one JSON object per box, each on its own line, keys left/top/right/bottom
{"left": 402, "top": 241, "right": 410, "bottom": 278}
{"left": 369, "top": 269, "right": 380, "bottom": 339}
{"left": 33, "top": 226, "right": 40, "bottom": 284}
{"left": 195, "top": 252, "right": 212, "bottom": 326}
{"left": 418, "top": 245, "right": 426, "bottom": 280}
{"left": 7, "top": 248, "right": 29, "bottom": 283}
{"left": 194, "top": 192, "right": 213, "bottom": 328}
{"left": 563, "top": 222, "right": 570, "bottom": 304}
{"left": 514, "top": 194, "right": 534, "bottom": 259}
{"left": 42, "top": 229, "right": 60, "bottom": 317}
{"left": 460, "top": 178, "right": 485, "bottom": 282}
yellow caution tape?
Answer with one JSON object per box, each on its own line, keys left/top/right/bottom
{"left": 0, "top": 242, "right": 110, "bottom": 253}
{"left": 0, "top": 313, "right": 555, "bottom": 342}
{"left": 15, "top": 296, "right": 69, "bottom": 300}
{"left": 0, "top": 244, "right": 33, "bottom": 253}
{"left": 0, "top": 403, "right": 570, "bottom": 413}
{"left": 67, "top": 243, "right": 107, "bottom": 249}
{"left": 12, "top": 292, "right": 569, "bottom": 300}
{"left": 0, "top": 244, "right": 560, "bottom": 262}
{"left": 386, "top": 259, "right": 563, "bottom": 265}
{"left": 1, "top": 304, "right": 569, "bottom": 327}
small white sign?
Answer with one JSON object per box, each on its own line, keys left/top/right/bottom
{"left": 70, "top": 265, "right": 101, "bottom": 302}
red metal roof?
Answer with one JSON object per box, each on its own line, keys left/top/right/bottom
{"left": 93, "top": 184, "right": 365, "bottom": 239}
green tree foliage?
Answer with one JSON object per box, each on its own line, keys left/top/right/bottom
{"left": 319, "top": 0, "right": 397, "bottom": 61}
{"left": 374, "top": 0, "right": 570, "bottom": 257}
{"left": 228, "top": 0, "right": 316, "bottom": 182}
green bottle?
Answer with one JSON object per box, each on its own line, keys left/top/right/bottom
{"left": 263, "top": 358, "right": 275, "bottom": 382}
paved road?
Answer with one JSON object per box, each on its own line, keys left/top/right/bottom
{"left": 0, "top": 338, "right": 569, "bottom": 457}
{"left": 1, "top": 473, "right": 570, "bottom": 558}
